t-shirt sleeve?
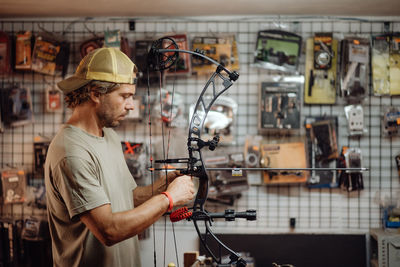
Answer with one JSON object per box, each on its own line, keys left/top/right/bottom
{"left": 53, "top": 156, "right": 110, "bottom": 219}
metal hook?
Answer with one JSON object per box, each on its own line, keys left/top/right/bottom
{"left": 36, "top": 22, "right": 53, "bottom": 36}
{"left": 83, "top": 21, "right": 100, "bottom": 38}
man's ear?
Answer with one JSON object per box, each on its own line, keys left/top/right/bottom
{"left": 89, "top": 90, "right": 102, "bottom": 104}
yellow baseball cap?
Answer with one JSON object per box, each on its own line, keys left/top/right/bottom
{"left": 57, "top": 47, "right": 137, "bottom": 94}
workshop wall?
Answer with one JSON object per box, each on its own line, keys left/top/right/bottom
{"left": 1, "top": 16, "right": 400, "bottom": 265}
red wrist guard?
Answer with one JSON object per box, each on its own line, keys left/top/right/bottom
{"left": 161, "top": 191, "right": 173, "bottom": 211}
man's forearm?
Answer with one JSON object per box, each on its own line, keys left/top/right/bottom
{"left": 80, "top": 194, "right": 170, "bottom": 246}
{"left": 134, "top": 177, "right": 167, "bottom": 206}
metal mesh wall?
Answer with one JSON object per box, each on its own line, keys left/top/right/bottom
{"left": 1, "top": 16, "right": 400, "bottom": 236}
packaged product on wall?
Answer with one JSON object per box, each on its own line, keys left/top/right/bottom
{"left": 372, "top": 33, "right": 400, "bottom": 95}
{"left": 15, "top": 31, "right": 32, "bottom": 70}
{"left": 340, "top": 37, "right": 369, "bottom": 102}
{"left": 0, "top": 168, "right": 26, "bottom": 204}
{"left": 372, "top": 34, "right": 390, "bottom": 95}
{"left": 244, "top": 135, "right": 263, "bottom": 168}
{"left": 163, "top": 33, "right": 192, "bottom": 76}
{"left": 389, "top": 34, "right": 400, "bottom": 95}
{"left": 253, "top": 29, "right": 302, "bottom": 73}
{"left": 258, "top": 78, "right": 302, "bottom": 135}
{"left": 305, "top": 116, "right": 339, "bottom": 188}
{"left": 45, "top": 86, "right": 63, "bottom": 113}
{"left": 337, "top": 147, "right": 364, "bottom": 192}
{"left": 0, "top": 31, "right": 12, "bottom": 74}
{"left": 31, "top": 35, "right": 61, "bottom": 75}
{"left": 260, "top": 141, "right": 308, "bottom": 185}
{"left": 304, "top": 33, "right": 337, "bottom": 104}
{"left": 104, "top": 29, "right": 121, "bottom": 49}
{"left": 0, "top": 84, "right": 34, "bottom": 127}
{"left": 382, "top": 106, "right": 400, "bottom": 137}
{"left": 344, "top": 104, "right": 366, "bottom": 136}
{"left": 191, "top": 36, "right": 232, "bottom": 75}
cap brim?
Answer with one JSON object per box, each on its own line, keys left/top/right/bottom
{"left": 57, "top": 76, "right": 92, "bottom": 94}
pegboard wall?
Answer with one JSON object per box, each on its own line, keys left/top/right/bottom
{"left": 1, "top": 16, "right": 400, "bottom": 238}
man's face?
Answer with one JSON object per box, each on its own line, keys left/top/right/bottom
{"left": 96, "top": 83, "right": 136, "bottom": 128}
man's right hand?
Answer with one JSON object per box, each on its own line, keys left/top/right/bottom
{"left": 166, "top": 175, "right": 195, "bottom": 206}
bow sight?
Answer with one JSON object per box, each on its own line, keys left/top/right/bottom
{"left": 148, "top": 37, "right": 255, "bottom": 267}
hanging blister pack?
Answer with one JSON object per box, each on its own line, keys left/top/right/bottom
{"left": 389, "top": 33, "right": 400, "bottom": 95}
{"left": 304, "top": 33, "right": 338, "bottom": 104}
{"left": 0, "top": 84, "right": 34, "bottom": 128}
{"left": 104, "top": 29, "right": 121, "bottom": 49}
{"left": 45, "top": 86, "right": 63, "bottom": 113}
{"left": 372, "top": 34, "right": 390, "bottom": 95}
{"left": 0, "top": 169, "right": 27, "bottom": 204}
{"left": 372, "top": 33, "right": 400, "bottom": 95}
{"left": 260, "top": 141, "right": 308, "bottom": 185}
{"left": 382, "top": 106, "right": 400, "bottom": 137}
{"left": 31, "top": 33, "right": 70, "bottom": 77}
{"left": 305, "top": 116, "right": 339, "bottom": 188}
{"left": 338, "top": 147, "right": 364, "bottom": 192}
{"left": 340, "top": 37, "right": 369, "bottom": 102}
{"left": 253, "top": 30, "right": 302, "bottom": 73}
{"left": 21, "top": 217, "right": 49, "bottom": 241}
{"left": 344, "top": 104, "right": 366, "bottom": 136}
{"left": 192, "top": 36, "right": 232, "bottom": 75}
{"left": 258, "top": 79, "right": 302, "bottom": 135}
{"left": 244, "top": 135, "right": 262, "bottom": 168}
{"left": 15, "top": 31, "right": 33, "bottom": 71}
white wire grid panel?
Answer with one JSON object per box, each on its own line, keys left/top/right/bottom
{"left": 0, "top": 16, "right": 400, "bottom": 235}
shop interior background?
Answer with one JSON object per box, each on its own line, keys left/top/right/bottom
{"left": 0, "top": 16, "right": 400, "bottom": 266}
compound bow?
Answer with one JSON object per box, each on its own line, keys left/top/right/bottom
{"left": 147, "top": 37, "right": 256, "bottom": 267}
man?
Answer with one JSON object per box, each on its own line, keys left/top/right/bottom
{"left": 44, "top": 47, "right": 195, "bottom": 267}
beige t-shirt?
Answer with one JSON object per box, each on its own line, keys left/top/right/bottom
{"left": 44, "top": 125, "right": 141, "bottom": 267}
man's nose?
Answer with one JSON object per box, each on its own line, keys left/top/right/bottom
{"left": 126, "top": 98, "right": 135, "bottom": 110}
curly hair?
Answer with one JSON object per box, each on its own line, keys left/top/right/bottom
{"left": 64, "top": 80, "right": 120, "bottom": 108}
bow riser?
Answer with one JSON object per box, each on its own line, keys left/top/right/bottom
{"left": 149, "top": 37, "right": 253, "bottom": 267}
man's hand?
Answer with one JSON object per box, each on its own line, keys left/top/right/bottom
{"left": 154, "top": 170, "right": 181, "bottom": 193}
{"left": 165, "top": 175, "right": 195, "bottom": 206}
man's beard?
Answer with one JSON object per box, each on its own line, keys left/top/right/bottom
{"left": 97, "top": 100, "right": 125, "bottom": 128}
